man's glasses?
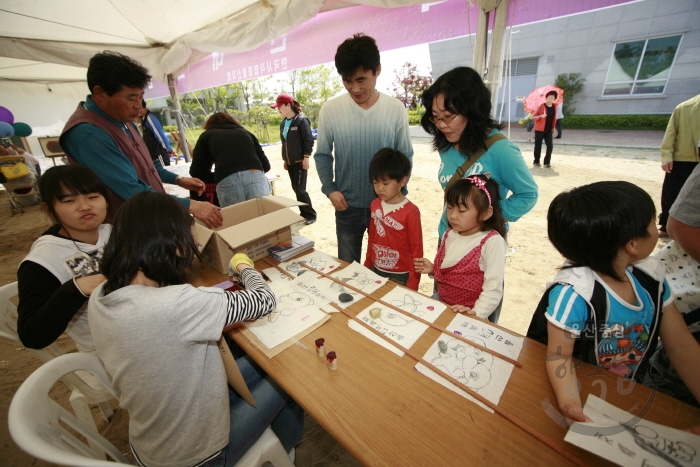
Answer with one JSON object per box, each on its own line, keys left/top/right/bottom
{"left": 428, "top": 113, "right": 458, "bottom": 126}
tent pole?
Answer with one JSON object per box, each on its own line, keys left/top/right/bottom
{"left": 472, "top": 8, "right": 489, "bottom": 76}
{"left": 167, "top": 73, "right": 191, "bottom": 163}
{"left": 487, "top": 0, "right": 509, "bottom": 117}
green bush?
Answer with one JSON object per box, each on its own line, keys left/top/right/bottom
{"left": 407, "top": 107, "right": 425, "bottom": 125}
{"left": 562, "top": 114, "right": 670, "bottom": 131}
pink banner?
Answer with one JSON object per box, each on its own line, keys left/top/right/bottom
{"left": 147, "top": 0, "right": 634, "bottom": 98}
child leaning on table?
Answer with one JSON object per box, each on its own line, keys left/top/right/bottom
{"left": 88, "top": 191, "right": 304, "bottom": 467}
{"left": 527, "top": 181, "right": 700, "bottom": 424}
{"left": 364, "top": 148, "right": 423, "bottom": 290}
{"left": 414, "top": 175, "right": 507, "bottom": 322}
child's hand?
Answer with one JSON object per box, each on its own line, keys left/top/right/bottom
{"left": 685, "top": 426, "right": 700, "bottom": 436}
{"left": 451, "top": 304, "right": 475, "bottom": 314}
{"left": 559, "top": 403, "right": 592, "bottom": 425}
{"left": 414, "top": 258, "right": 433, "bottom": 275}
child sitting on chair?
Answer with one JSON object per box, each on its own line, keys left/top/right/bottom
{"left": 89, "top": 191, "right": 303, "bottom": 466}
{"left": 527, "top": 181, "right": 700, "bottom": 424}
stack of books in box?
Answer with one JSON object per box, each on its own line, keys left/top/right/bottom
{"left": 268, "top": 236, "right": 315, "bottom": 262}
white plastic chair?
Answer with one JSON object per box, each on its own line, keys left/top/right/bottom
{"left": 9, "top": 353, "right": 294, "bottom": 467}
{"left": 234, "top": 426, "right": 295, "bottom": 467}
{"left": 0, "top": 281, "right": 115, "bottom": 453}
{"left": 9, "top": 352, "right": 129, "bottom": 466}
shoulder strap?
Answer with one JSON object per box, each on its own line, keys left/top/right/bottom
{"left": 571, "top": 280, "right": 607, "bottom": 366}
{"left": 446, "top": 132, "right": 507, "bottom": 191}
{"left": 526, "top": 283, "right": 558, "bottom": 345}
{"left": 629, "top": 266, "right": 663, "bottom": 382}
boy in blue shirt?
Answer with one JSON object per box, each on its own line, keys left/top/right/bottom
{"left": 528, "top": 181, "right": 700, "bottom": 424}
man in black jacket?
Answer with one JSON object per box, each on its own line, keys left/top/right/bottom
{"left": 272, "top": 93, "right": 317, "bottom": 225}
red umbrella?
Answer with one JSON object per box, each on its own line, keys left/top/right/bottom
{"left": 523, "top": 85, "right": 564, "bottom": 114}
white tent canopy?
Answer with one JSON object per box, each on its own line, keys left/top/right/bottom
{"left": 0, "top": 0, "right": 425, "bottom": 147}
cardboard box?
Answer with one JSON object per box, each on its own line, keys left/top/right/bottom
{"left": 193, "top": 196, "right": 304, "bottom": 274}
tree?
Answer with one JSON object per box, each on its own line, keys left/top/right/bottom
{"left": 554, "top": 73, "right": 586, "bottom": 115}
{"left": 391, "top": 62, "right": 433, "bottom": 109}
{"left": 277, "top": 64, "right": 342, "bottom": 127}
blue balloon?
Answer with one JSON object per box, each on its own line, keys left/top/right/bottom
{"left": 0, "top": 121, "right": 15, "bottom": 137}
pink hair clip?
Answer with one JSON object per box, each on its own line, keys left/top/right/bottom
{"left": 463, "top": 176, "right": 491, "bottom": 206}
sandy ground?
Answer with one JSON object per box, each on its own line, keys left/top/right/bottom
{"left": 0, "top": 136, "right": 668, "bottom": 466}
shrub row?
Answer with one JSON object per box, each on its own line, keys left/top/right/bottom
{"left": 407, "top": 108, "right": 425, "bottom": 126}
{"left": 561, "top": 114, "right": 670, "bottom": 131}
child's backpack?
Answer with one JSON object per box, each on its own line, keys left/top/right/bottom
{"left": 526, "top": 266, "right": 663, "bottom": 383}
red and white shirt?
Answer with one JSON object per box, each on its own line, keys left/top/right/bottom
{"left": 364, "top": 198, "right": 423, "bottom": 290}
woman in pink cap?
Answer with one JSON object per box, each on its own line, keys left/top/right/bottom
{"left": 271, "top": 94, "right": 317, "bottom": 225}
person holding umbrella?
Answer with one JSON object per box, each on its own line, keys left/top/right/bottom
{"left": 531, "top": 90, "right": 559, "bottom": 168}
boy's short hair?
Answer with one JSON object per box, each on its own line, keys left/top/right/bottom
{"left": 87, "top": 51, "right": 151, "bottom": 95}
{"left": 546, "top": 90, "right": 558, "bottom": 99}
{"left": 369, "top": 148, "right": 411, "bottom": 182}
{"left": 334, "top": 33, "right": 380, "bottom": 79}
{"left": 548, "top": 181, "right": 655, "bottom": 280}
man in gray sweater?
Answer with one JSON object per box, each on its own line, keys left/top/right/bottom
{"left": 314, "top": 33, "right": 413, "bottom": 264}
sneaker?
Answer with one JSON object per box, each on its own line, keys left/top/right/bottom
{"left": 544, "top": 164, "right": 552, "bottom": 168}
{"left": 533, "top": 163, "right": 541, "bottom": 167}
{"left": 304, "top": 218, "right": 316, "bottom": 225}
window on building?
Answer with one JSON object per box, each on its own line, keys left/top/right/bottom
{"left": 502, "top": 57, "right": 539, "bottom": 77}
{"left": 603, "top": 34, "right": 682, "bottom": 96}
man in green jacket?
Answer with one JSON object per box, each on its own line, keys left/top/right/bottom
{"left": 659, "top": 94, "right": 700, "bottom": 236}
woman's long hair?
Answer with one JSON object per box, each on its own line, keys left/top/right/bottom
{"left": 101, "top": 191, "right": 200, "bottom": 294}
{"left": 421, "top": 67, "right": 503, "bottom": 155}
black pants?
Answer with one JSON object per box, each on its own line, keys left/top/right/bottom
{"left": 555, "top": 120, "right": 562, "bottom": 138}
{"left": 534, "top": 130, "right": 553, "bottom": 165}
{"left": 286, "top": 163, "right": 317, "bottom": 221}
{"left": 659, "top": 161, "right": 698, "bottom": 230}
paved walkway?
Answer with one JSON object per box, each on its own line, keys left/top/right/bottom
{"left": 410, "top": 126, "right": 665, "bottom": 150}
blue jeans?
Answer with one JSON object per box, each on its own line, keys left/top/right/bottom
{"left": 216, "top": 170, "right": 271, "bottom": 207}
{"left": 200, "top": 357, "right": 304, "bottom": 466}
{"left": 335, "top": 207, "right": 370, "bottom": 264}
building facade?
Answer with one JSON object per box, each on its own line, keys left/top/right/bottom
{"left": 428, "top": 0, "right": 700, "bottom": 122}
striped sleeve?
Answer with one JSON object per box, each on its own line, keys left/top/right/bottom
{"left": 221, "top": 268, "right": 276, "bottom": 326}
{"left": 544, "top": 284, "right": 589, "bottom": 336}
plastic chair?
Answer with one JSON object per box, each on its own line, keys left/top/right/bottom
{"left": 9, "top": 353, "right": 293, "bottom": 467}
{"left": 9, "top": 353, "right": 128, "bottom": 466}
{"left": 234, "top": 426, "right": 295, "bottom": 467}
{"left": 0, "top": 282, "right": 115, "bottom": 454}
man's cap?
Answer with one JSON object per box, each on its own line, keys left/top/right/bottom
{"left": 270, "top": 93, "right": 294, "bottom": 109}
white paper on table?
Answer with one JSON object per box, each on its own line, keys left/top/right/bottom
{"left": 320, "top": 262, "right": 389, "bottom": 312}
{"left": 442, "top": 314, "right": 524, "bottom": 360}
{"left": 278, "top": 251, "right": 341, "bottom": 278}
{"left": 261, "top": 267, "right": 292, "bottom": 283}
{"left": 288, "top": 274, "right": 335, "bottom": 308}
{"left": 246, "top": 280, "right": 327, "bottom": 349}
{"left": 354, "top": 301, "right": 429, "bottom": 350}
{"left": 325, "top": 262, "right": 389, "bottom": 309}
{"left": 347, "top": 319, "right": 404, "bottom": 356}
{"left": 414, "top": 318, "right": 519, "bottom": 414}
{"left": 565, "top": 395, "right": 700, "bottom": 467}
{"left": 378, "top": 286, "right": 446, "bottom": 323}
